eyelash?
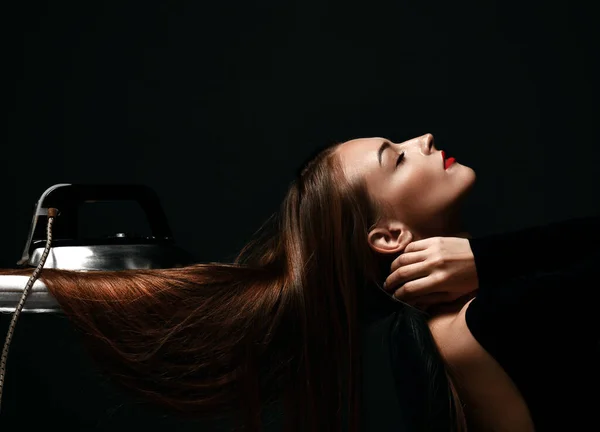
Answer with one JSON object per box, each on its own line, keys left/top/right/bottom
{"left": 396, "top": 151, "right": 405, "bottom": 167}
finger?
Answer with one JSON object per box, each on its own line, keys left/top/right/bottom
{"left": 392, "top": 275, "right": 439, "bottom": 301}
{"left": 403, "top": 236, "right": 442, "bottom": 254}
{"left": 385, "top": 260, "right": 430, "bottom": 292}
{"left": 390, "top": 249, "right": 428, "bottom": 273}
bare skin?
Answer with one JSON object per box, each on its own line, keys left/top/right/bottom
{"left": 381, "top": 236, "right": 535, "bottom": 430}
{"left": 336, "top": 133, "right": 476, "bottom": 243}
{"left": 427, "top": 298, "right": 535, "bottom": 432}
{"left": 336, "top": 134, "right": 535, "bottom": 430}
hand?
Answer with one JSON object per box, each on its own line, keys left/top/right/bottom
{"left": 383, "top": 237, "right": 479, "bottom": 309}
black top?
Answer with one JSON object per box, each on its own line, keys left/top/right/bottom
{"left": 2, "top": 215, "right": 598, "bottom": 431}
{"left": 466, "top": 214, "right": 600, "bottom": 430}
{"left": 359, "top": 213, "right": 600, "bottom": 431}
{"left": 359, "top": 297, "right": 456, "bottom": 431}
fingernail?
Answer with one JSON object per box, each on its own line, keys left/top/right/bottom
{"left": 383, "top": 281, "right": 387, "bottom": 289}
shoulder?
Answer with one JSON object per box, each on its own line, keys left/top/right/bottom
{"left": 427, "top": 299, "right": 481, "bottom": 366}
{"left": 427, "top": 297, "right": 517, "bottom": 381}
{"left": 427, "top": 300, "right": 535, "bottom": 431}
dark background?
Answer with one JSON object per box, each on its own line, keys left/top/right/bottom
{"left": 1, "top": 0, "right": 599, "bottom": 430}
{"left": 3, "top": 0, "right": 599, "bottom": 267}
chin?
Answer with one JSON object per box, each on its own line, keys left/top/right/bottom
{"left": 465, "top": 167, "right": 477, "bottom": 183}
{"left": 450, "top": 168, "right": 477, "bottom": 208}
{"left": 459, "top": 165, "right": 477, "bottom": 188}
{"left": 467, "top": 167, "right": 477, "bottom": 186}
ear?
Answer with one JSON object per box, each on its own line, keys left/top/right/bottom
{"left": 367, "top": 221, "right": 413, "bottom": 256}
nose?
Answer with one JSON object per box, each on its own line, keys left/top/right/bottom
{"left": 421, "top": 133, "right": 434, "bottom": 154}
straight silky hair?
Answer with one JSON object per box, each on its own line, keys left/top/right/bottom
{"left": 3, "top": 143, "right": 465, "bottom": 431}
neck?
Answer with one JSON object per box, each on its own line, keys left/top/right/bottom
{"left": 415, "top": 207, "right": 470, "bottom": 240}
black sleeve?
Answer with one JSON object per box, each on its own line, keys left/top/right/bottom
{"left": 466, "top": 212, "right": 600, "bottom": 351}
{"left": 465, "top": 252, "right": 600, "bottom": 350}
{"left": 464, "top": 215, "right": 600, "bottom": 430}
{"left": 467, "top": 213, "right": 600, "bottom": 288}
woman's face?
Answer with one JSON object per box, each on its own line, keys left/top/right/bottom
{"left": 336, "top": 134, "right": 476, "bottom": 250}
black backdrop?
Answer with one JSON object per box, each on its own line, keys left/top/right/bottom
{"left": 2, "top": 1, "right": 600, "bottom": 429}
{"left": 4, "top": 0, "right": 599, "bottom": 267}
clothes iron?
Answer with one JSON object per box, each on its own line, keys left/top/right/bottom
{"left": 0, "top": 184, "right": 195, "bottom": 411}
{"left": 19, "top": 183, "right": 193, "bottom": 271}
{"left": 0, "top": 183, "right": 194, "bottom": 313}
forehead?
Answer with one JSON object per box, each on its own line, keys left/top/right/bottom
{"left": 336, "top": 137, "right": 386, "bottom": 180}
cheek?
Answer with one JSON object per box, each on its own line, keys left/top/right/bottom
{"left": 387, "top": 175, "right": 429, "bottom": 212}
{"left": 400, "top": 170, "right": 447, "bottom": 210}
{"left": 400, "top": 169, "right": 438, "bottom": 198}
{"left": 379, "top": 168, "right": 444, "bottom": 214}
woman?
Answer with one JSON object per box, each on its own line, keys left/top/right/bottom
{"left": 390, "top": 215, "right": 600, "bottom": 432}
{"left": 1, "top": 134, "right": 597, "bottom": 431}
{"left": 337, "top": 134, "right": 600, "bottom": 431}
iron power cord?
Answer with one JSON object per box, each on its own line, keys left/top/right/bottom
{"left": 0, "top": 207, "right": 59, "bottom": 414}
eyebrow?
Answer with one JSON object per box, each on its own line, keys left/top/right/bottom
{"left": 377, "top": 141, "right": 392, "bottom": 167}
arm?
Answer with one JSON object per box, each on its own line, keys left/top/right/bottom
{"left": 430, "top": 243, "right": 600, "bottom": 431}
{"left": 418, "top": 213, "right": 600, "bottom": 429}
{"left": 465, "top": 246, "right": 600, "bottom": 359}
{"left": 384, "top": 213, "right": 600, "bottom": 307}
{"left": 468, "top": 213, "right": 600, "bottom": 288}
{"left": 428, "top": 300, "right": 535, "bottom": 432}
{"left": 466, "top": 212, "right": 600, "bottom": 350}
{"left": 455, "top": 249, "right": 600, "bottom": 430}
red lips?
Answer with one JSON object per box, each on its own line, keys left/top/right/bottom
{"left": 441, "top": 151, "right": 456, "bottom": 170}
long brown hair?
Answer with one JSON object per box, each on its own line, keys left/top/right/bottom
{"left": 4, "top": 143, "right": 464, "bottom": 431}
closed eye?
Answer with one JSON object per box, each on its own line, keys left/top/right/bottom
{"left": 396, "top": 151, "right": 405, "bottom": 167}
